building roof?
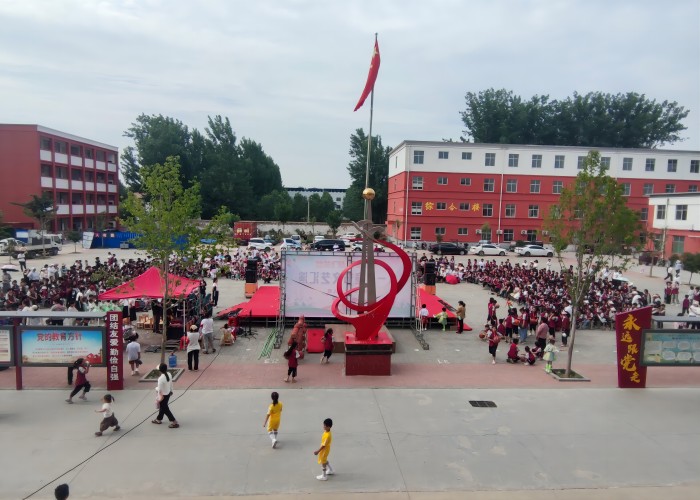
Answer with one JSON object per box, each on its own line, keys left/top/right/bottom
{"left": 0, "top": 124, "right": 118, "bottom": 151}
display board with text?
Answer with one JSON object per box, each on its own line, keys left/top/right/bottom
{"left": 641, "top": 329, "right": 700, "bottom": 366}
{"left": 20, "top": 326, "right": 106, "bottom": 366}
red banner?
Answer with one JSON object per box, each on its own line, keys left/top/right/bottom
{"left": 615, "top": 306, "right": 651, "bottom": 388}
{"left": 106, "top": 311, "right": 124, "bottom": 390}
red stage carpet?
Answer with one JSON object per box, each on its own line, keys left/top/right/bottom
{"left": 306, "top": 328, "right": 325, "bottom": 353}
{"left": 216, "top": 285, "right": 280, "bottom": 319}
{"left": 418, "top": 288, "right": 472, "bottom": 331}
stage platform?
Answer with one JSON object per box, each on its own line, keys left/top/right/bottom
{"left": 417, "top": 288, "right": 473, "bottom": 331}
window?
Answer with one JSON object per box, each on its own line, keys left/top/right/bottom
{"left": 55, "top": 166, "right": 68, "bottom": 179}
{"left": 461, "top": 152, "right": 472, "bottom": 160}
{"left": 485, "top": 153, "right": 495, "bottom": 166}
{"left": 640, "top": 208, "right": 648, "bottom": 221}
{"left": 643, "top": 183, "right": 653, "bottom": 196}
{"left": 601, "top": 157, "right": 611, "bottom": 169}
{"left": 530, "top": 180, "right": 541, "bottom": 193}
{"left": 70, "top": 145, "right": 81, "bottom": 156}
{"left": 410, "top": 227, "right": 421, "bottom": 240}
{"left": 437, "top": 176, "right": 448, "bottom": 185}
{"left": 413, "top": 150, "right": 424, "bottom": 164}
{"left": 412, "top": 176, "right": 423, "bottom": 190}
{"left": 645, "top": 158, "right": 655, "bottom": 172}
{"left": 482, "top": 204, "right": 493, "bottom": 217}
{"left": 675, "top": 205, "right": 688, "bottom": 221}
{"left": 40, "top": 137, "right": 52, "bottom": 151}
{"left": 460, "top": 177, "right": 471, "bottom": 186}
{"left": 528, "top": 205, "right": 539, "bottom": 218}
{"left": 552, "top": 181, "right": 563, "bottom": 194}
{"left": 57, "top": 192, "right": 69, "bottom": 204}
{"left": 672, "top": 236, "right": 685, "bottom": 255}
{"left": 71, "top": 194, "right": 83, "bottom": 204}
{"left": 665, "top": 184, "right": 676, "bottom": 193}
{"left": 503, "top": 229, "right": 514, "bottom": 241}
{"left": 577, "top": 156, "right": 586, "bottom": 169}
{"left": 436, "top": 202, "right": 446, "bottom": 210}
{"left": 435, "top": 227, "right": 446, "bottom": 235}
{"left": 107, "top": 174, "right": 115, "bottom": 185}
{"left": 459, "top": 202, "right": 470, "bottom": 211}
{"left": 623, "top": 157, "right": 633, "bottom": 171}
{"left": 55, "top": 141, "right": 67, "bottom": 154}
{"left": 85, "top": 148, "right": 93, "bottom": 160}
{"left": 505, "top": 204, "right": 516, "bottom": 217}
{"left": 691, "top": 160, "right": 699, "bottom": 174}
{"left": 483, "top": 178, "right": 495, "bottom": 192}
{"left": 85, "top": 171, "right": 94, "bottom": 182}
{"left": 689, "top": 185, "right": 698, "bottom": 193}
{"left": 531, "top": 154, "right": 542, "bottom": 169}
{"left": 96, "top": 150, "right": 106, "bottom": 161}
{"left": 508, "top": 154, "right": 519, "bottom": 167}
{"left": 554, "top": 155, "right": 565, "bottom": 169}
{"left": 411, "top": 202, "right": 422, "bottom": 215}
{"left": 526, "top": 229, "right": 538, "bottom": 242}
{"left": 621, "top": 183, "right": 631, "bottom": 196}
{"left": 40, "top": 164, "right": 52, "bottom": 177}
{"left": 656, "top": 205, "right": 666, "bottom": 220}
{"left": 438, "top": 151, "right": 449, "bottom": 160}
{"left": 457, "top": 228, "right": 468, "bottom": 235}
{"left": 506, "top": 179, "right": 517, "bottom": 193}
{"left": 667, "top": 159, "right": 677, "bottom": 172}
{"left": 71, "top": 169, "right": 83, "bottom": 181}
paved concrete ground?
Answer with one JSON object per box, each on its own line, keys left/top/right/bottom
{"left": 2, "top": 247, "right": 699, "bottom": 498}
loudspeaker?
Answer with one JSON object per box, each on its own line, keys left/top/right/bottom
{"left": 245, "top": 269, "right": 257, "bottom": 284}
{"left": 424, "top": 272, "right": 436, "bottom": 286}
{"left": 425, "top": 262, "right": 436, "bottom": 274}
{"left": 246, "top": 259, "right": 258, "bottom": 272}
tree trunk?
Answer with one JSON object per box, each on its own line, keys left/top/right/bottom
{"left": 565, "top": 305, "right": 578, "bottom": 377}
{"left": 160, "top": 263, "right": 169, "bottom": 365}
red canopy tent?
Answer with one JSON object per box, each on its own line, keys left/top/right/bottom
{"left": 98, "top": 267, "right": 201, "bottom": 300}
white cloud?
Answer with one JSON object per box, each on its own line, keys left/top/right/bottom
{"left": 0, "top": 0, "right": 697, "bottom": 188}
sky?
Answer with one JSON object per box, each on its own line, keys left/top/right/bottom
{"left": 1, "top": 0, "right": 698, "bottom": 189}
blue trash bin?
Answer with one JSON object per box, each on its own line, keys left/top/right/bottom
{"left": 168, "top": 352, "right": 177, "bottom": 369}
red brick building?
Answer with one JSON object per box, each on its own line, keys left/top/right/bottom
{"left": 386, "top": 141, "right": 700, "bottom": 245}
{"left": 0, "top": 124, "right": 119, "bottom": 232}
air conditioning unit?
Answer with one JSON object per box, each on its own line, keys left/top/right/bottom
{"left": 496, "top": 229, "right": 503, "bottom": 235}
{"left": 475, "top": 229, "right": 482, "bottom": 235}
{"left": 541, "top": 230, "right": 549, "bottom": 236}
{"left": 520, "top": 230, "right": 528, "bottom": 235}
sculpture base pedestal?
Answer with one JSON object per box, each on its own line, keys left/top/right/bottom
{"left": 344, "top": 331, "right": 393, "bottom": 376}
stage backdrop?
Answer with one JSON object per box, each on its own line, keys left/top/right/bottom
{"left": 283, "top": 252, "right": 413, "bottom": 318}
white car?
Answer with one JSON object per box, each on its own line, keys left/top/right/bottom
{"left": 351, "top": 241, "right": 385, "bottom": 252}
{"left": 469, "top": 244, "right": 506, "bottom": 256}
{"left": 313, "top": 235, "right": 326, "bottom": 243}
{"left": 280, "top": 238, "right": 302, "bottom": 251}
{"left": 247, "top": 238, "right": 272, "bottom": 251}
{"left": 514, "top": 244, "right": 554, "bottom": 257}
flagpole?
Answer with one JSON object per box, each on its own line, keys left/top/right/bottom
{"left": 363, "top": 33, "right": 377, "bottom": 221}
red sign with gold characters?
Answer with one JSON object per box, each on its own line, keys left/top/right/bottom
{"left": 106, "top": 311, "right": 124, "bottom": 391}
{"left": 615, "top": 306, "right": 651, "bottom": 388}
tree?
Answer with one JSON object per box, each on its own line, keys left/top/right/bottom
{"left": 342, "top": 184, "right": 364, "bottom": 221}
{"left": 0, "top": 210, "right": 12, "bottom": 239}
{"left": 119, "top": 156, "right": 201, "bottom": 364}
{"left": 681, "top": 253, "right": 700, "bottom": 285}
{"left": 326, "top": 210, "right": 343, "bottom": 236}
{"left": 545, "top": 150, "right": 640, "bottom": 378}
{"left": 461, "top": 89, "right": 689, "bottom": 148}
{"left": 120, "top": 146, "right": 142, "bottom": 192}
{"left": 11, "top": 193, "right": 57, "bottom": 255}
{"left": 346, "top": 129, "right": 392, "bottom": 223}
{"left": 66, "top": 230, "right": 82, "bottom": 253}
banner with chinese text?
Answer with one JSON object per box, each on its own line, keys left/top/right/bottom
{"left": 106, "top": 311, "right": 124, "bottom": 390}
{"left": 20, "top": 327, "right": 105, "bottom": 366}
{"left": 0, "top": 327, "right": 13, "bottom": 366}
{"left": 615, "top": 307, "right": 651, "bottom": 388}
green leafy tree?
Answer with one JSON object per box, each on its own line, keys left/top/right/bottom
{"left": 346, "top": 129, "right": 392, "bottom": 223}
{"left": 119, "top": 156, "right": 201, "bottom": 364}
{"left": 120, "top": 146, "right": 142, "bottom": 192}
{"left": 325, "top": 210, "right": 343, "bottom": 236}
{"left": 66, "top": 230, "right": 82, "bottom": 253}
{"left": 291, "top": 193, "right": 308, "bottom": 221}
{"left": 545, "top": 151, "right": 640, "bottom": 378}
{"left": 681, "top": 253, "right": 700, "bottom": 285}
{"left": 342, "top": 184, "right": 364, "bottom": 221}
{"left": 461, "top": 89, "right": 689, "bottom": 148}
{"left": 0, "top": 211, "right": 12, "bottom": 239}
{"left": 11, "top": 193, "right": 57, "bottom": 255}
{"left": 275, "top": 200, "right": 293, "bottom": 231}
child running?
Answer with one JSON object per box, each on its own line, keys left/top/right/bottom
{"left": 320, "top": 328, "right": 334, "bottom": 364}
{"left": 284, "top": 340, "right": 300, "bottom": 383}
{"left": 314, "top": 418, "right": 334, "bottom": 480}
{"left": 94, "top": 394, "right": 120, "bottom": 436}
{"left": 263, "top": 391, "right": 283, "bottom": 448}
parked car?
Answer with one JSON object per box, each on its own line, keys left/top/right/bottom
{"left": 247, "top": 238, "right": 272, "bottom": 251}
{"left": 313, "top": 235, "right": 326, "bottom": 243}
{"left": 351, "top": 241, "right": 385, "bottom": 252}
{"left": 638, "top": 250, "right": 661, "bottom": 266}
{"left": 311, "top": 239, "right": 346, "bottom": 251}
{"left": 280, "top": 238, "right": 302, "bottom": 251}
{"left": 514, "top": 244, "right": 554, "bottom": 257}
{"left": 469, "top": 243, "right": 506, "bottom": 256}
{"left": 263, "top": 235, "right": 278, "bottom": 246}
{"left": 339, "top": 233, "right": 358, "bottom": 241}
{"left": 429, "top": 242, "right": 468, "bottom": 255}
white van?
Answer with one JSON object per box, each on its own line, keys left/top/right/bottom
{"left": 313, "top": 235, "right": 325, "bottom": 243}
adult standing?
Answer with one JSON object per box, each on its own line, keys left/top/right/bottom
{"left": 535, "top": 317, "right": 549, "bottom": 353}
{"left": 200, "top": 312, "right": 215, "bottom": 354}
{"left": 17, "top": 251, "right": 27, "bottom": 272}
{"left": 186, "top": 325, "right": 201, "bottom": 371}
{"left": 152, "top": 300, "right": 162, "bottom": 334}
{"left": 152, "top": 363, "right": 179, "bottom": 428}
{"left": 66, "top": 358, "right": 90, "bottom": 403}
{"left": 211, "top": 277, "right": 219, "bottom": 307}
{"left": 455, "top": 301, "right": 466, "bottom": 334}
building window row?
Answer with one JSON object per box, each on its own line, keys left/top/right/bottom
{"left": 407, "top": 226, "right": 546, "bottom": 242}
{"left": 40, "top": 137, "right": 116, "bottom": 163}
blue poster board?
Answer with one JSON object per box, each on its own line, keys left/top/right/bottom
{"left": 640, "top": 329, "right": 700, "bottom": 366}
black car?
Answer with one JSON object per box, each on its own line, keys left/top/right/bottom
{"left": 311, "top": 239, "right": 346, "bottom": 251}
{"left": 429, "top": 242, "right": 467, "bottom": 255}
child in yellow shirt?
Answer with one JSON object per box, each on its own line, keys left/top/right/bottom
{"left": 313, "top": 418, "right": 334, "bottom": 480}
{"left": 262, "top": 392, "right": 283, "bottom": 448}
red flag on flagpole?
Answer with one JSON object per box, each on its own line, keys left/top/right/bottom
{"left": 354, "top": 39, "right": 380, "bottom": 112}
